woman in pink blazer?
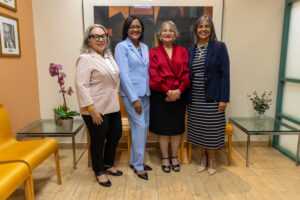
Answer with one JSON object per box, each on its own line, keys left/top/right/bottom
{"left": 75, "top": 24, "right": 122, "bottom": 187}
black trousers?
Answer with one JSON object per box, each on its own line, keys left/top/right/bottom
{"left": 82, "top": 111, "right": 122, "bottom": 176}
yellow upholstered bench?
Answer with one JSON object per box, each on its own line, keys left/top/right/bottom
{"left": 0, "top": 103, "right": 62, "bottom": 194}
{"left": 0, "top": 161, "right": 34, "bottom": 200}
{"left": 188, "top": 123, "right": 233, "bottom": 165}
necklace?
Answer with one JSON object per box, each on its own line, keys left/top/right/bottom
{"left": 197, "top": 44, "right": 208, "bottom": 61}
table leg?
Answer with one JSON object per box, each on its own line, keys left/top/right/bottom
{"left": 296, "top": 135, "right": 300, "bottom": 166}
{"left": 268, "top": 135, "right": 273, "bottom": 147}
{"left": 72, "top": 136, "right": 76, "bottom": 169}
{"left": 246, "top": 135, "right": 250, "bottom": 167}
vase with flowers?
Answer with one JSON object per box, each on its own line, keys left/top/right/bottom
{"left": 49, "top": 63, "right": 79, "bottom": 130}
{"left": 247, "top": 91, "right": 272, "bottom": 119}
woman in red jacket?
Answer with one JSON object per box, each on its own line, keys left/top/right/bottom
{"left": 149, "top": 21, "right": 190, "bottom": 173}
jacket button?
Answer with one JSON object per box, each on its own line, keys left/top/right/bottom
{"left": 205, "top": 77, "right": 207, "bottom": 81}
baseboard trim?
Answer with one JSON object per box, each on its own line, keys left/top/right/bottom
{"left": 59, "top": 141, "right": 270, "bottom": 149}
{"left": 231, "top": 141, "right": 269, "bottom": 147}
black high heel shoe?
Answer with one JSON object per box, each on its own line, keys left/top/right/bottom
{"left": 170, "top": 156, "right": 180, "bottom": 172}
{"left": 161, "top": 157, "right": 171, "bottom": 173}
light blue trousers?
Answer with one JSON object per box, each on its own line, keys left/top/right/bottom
{"left": 122, "top": 96, "right": 150, "bottom": 171}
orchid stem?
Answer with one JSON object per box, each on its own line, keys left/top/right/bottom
{"left": 57, "top": 69, "right": 67, "bottom": 112}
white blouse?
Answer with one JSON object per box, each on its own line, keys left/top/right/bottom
{"left": 104, "top": 54, "right": 116, "bottom": 75}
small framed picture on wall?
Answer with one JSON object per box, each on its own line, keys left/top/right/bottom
{"left": 0, "top": 13, "right": 20, "bottom": 57}
{"left": 0, "top": 0, "right": 16, "bottom": 12}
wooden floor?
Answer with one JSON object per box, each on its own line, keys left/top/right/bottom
{"left": 9, "top": 145, "right": 300, "bottom": 200}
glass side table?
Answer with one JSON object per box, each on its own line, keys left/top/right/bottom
{"left": 18, "top": 119, "right": 85, "bottom": 169}
{"left": 229, "top": 117, "right": 300, "bottom": 167}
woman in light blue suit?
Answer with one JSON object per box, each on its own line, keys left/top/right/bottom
{"left": 114, "top": 16, "right": 151, "bottom": 180}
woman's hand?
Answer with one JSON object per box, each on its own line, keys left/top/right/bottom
{"left": 173, "top": 89, "right": 181, "bottom": 99}
{"left": 133, "top": 100, "right": 142, "bottom": 115}
{"left": 165, "top": 89, "right": 181, "bottom": 102}
{"left": 165, "top": 96, "right": 172, "bottom": 102}
{"left": 218, "top": 102, "right": 227, "bottom": 112}
{"left": 90, "top": 109, "right": 104, "bottom": 125}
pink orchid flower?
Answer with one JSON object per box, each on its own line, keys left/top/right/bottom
{"left": 67, "top": 87, "right": 73, "bottom": 95}
{"left": 49, "top": 63, "right": 74, "bottom": 112}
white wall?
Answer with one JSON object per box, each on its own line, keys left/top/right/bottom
{"left": 32, "top": 0, "right": 85, "bottom": 142}
{"left": 32, "top": 0, "right": 285, "bottom": 143}
{"left": 223, "top": 0, "right": 285, "bottom": 141}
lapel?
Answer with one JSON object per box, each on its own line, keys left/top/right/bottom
{"left": 140, "top": 43, "right": 148, "bottom": 65}
{"left": 106, "top": 54, "right": 119, "bottom": 76}
{"left": 204, "top": 41, "right": 215, "bottom": 74}
{"left": 125, "top": 37, "right": 146, "bottom": 66}
{"left": 90, "top": 50, "right": 118, "bottom": 86}
{"left": 189, "top": 45, "right": 197, "bottom": 74}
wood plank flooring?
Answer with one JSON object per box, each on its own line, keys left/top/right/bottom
{"left": 8, "top": 146, "right": 300, "bottom": 200}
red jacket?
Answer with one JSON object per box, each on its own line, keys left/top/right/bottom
{"left": 149, "top": 44, "right": 190, "bottom": 94}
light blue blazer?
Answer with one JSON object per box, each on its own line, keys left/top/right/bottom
{"left": 114, "top": 37, "right": 151, "bottom": 103}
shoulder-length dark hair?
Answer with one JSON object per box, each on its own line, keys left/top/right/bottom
{"left": 122, "top": 15, "right": 145, "bottom": 41}
{"left": 193, "top": 15, "right": 217, "bottom": 44}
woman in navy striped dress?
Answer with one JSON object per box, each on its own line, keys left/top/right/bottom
{"left": 187, "top": 15, "right": 230, "bottom": 175}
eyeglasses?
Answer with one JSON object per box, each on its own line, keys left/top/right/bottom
{"left": 129, "top": 25, "right": 142, "bottom": 30}
{"left": 89, "top": 34, "right": 108, "bottom": 40}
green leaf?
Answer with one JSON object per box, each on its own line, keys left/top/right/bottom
{"left": 66, "top": 111, "right": 80, "bottom": 118}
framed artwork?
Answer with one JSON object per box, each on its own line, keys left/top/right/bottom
{"left": 83, "top": 0, "right": 223, "bottom": 52}
{"left": 0, "top": 0, "right": 17, "bottom": 12}
{"left": 0, "top": 13, "right": 20, "bottom": 57}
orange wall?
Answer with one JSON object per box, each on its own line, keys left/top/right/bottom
{"left": 0, "top": 0, "right": 40, "bottom": 137}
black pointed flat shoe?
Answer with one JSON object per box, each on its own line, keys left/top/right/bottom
{"left": 134, "top": 169, "right": 148, "bottom": 180}
{"left": 106, "top": 170, "right": 123, "bottom": 176}
{"left": 144, "top": 164, "right": 152, "bottom": 171}
{"left": 130, "top": 164, "right": 152, "bottom": 171}
{"left": 95, "top": 176, "right": 111, "bottom": 187}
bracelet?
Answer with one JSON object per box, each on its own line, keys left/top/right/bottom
{"left": 87, "top": 105, "right": 95, "bottom": 112}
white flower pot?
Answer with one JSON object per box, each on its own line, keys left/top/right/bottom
{"left": 61, "top": 118, "right": 73, "bottom": 131}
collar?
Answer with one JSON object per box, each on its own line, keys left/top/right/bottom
{"left": 125, "top": 37, "right": 140, "bottom": 47}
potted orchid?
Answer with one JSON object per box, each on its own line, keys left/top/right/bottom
{"left": 247, "top": 91, "right": 272, "bottom": 119}
{"left": 49, "top": 63, "right": 79, "bottom": 129}
{"left": 52, "top": 105, "right": 68, "bottom": 125}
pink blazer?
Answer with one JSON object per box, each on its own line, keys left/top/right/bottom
{"left": 75, "top": 50, "right": 120, "bottom": 115}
